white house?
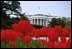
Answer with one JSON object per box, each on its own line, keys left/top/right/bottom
{"left": 26, "top": 14, "right": 59, "bottom": 27}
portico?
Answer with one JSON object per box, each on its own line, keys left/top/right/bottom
{"left": 26, "top": 14, "right": 58, "bottom": 27}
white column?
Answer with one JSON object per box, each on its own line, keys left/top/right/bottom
{"left": 34, "top": 19, "right": 35, "bottom": 24}
{"left": 41, "top": 19, "right": 42, "bottom": 25}
{"left": 32, "top": 20, "right": 34, "bottom": 24}
{"left": 35, "top": 21, "right": 36, "bottom": 24}
{"left": 30, "top": 19, "right": 33, "bottom": 24}
{"left": 45, "top": 19, "right": 46, "bottom": 27}
{"left": 46, "top": 20, "right": 48, "bottom": 27}
{"left": 46, "top": 20, "right": 50, "bottom": 27}
{"left": 47, "top": 21, "right": 50, "bottom": 26}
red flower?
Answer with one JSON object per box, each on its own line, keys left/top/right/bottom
{"left": 47, "top": 28, "right": 59, "bottom": 42}
{"left": 66, "top": 36, "right": 71, "bottom": 48}
{"left": 46, "top": 41, "right": 55, "bottom": 48}
{"left": 38, "top": 39, "right": 47, "bottom": 45}
{"left": 11, "top": 23, "right": 23, "bottom": 33}
{"left": 33, "top": 27, "right": 49, "bottom": 37}
{"left": 54, "top": 25, "right": 62, "bottom": 30}
{"left": 12, "top": 20, "right": 34, "bottom": 35}
{"left": 32, "top": 29, "right": 41, "bottom": 37}
{"left": 1, "top": 29, "right": 21, "bottom": 41}
{"left": 41, "top": 27, "right": 49, "bottom": 37}
{"left": 60, "top": 36, "right": 66, "bottom": 42}
{"left": 23, "top": 35, "right": 31, "bottom": 44}
{"left": 54, "top": 41, "right": 67, "bottom": 48}
{"left": 10, "top": 41, "right": 16, "bottom": 48}
{"left": 54, "top": 37, "right": 71, "bottom": 48}
{"left": 61, "top": 28, "right": 71, "bottom": 37}
{"left": 54, "top": 25, "right": 63, "bottom": 37}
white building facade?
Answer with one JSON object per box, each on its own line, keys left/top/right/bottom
{"left": 26, "top": 14, "right": 58, "bottom": 27}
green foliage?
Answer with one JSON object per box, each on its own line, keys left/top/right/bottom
{"left": 15, "top": 38, "right": 27, "bottom": 48}
{"left": 1, "top": 1, "right": 21, "bottom": 18}
{"left": 1, "top": 1, "right": 21, "bottom": 29}
{"left": 1, "top": 41, "right": 11, "bottom": 48}
{"left": 61, "top": 20, "right": 66, "bottom": 27}
{"left": 28, "top": 40, "right": 47, "bottom": 48}
{"left": 33, "top": 25, "right": 43, "bottom": 29}
{"left": 1, "top": 38, "right": 47, "bottom": 48}
{"left": 50, "top": 18, "right": 67, "bottom": 27}
{"left": 5, "top": 18, "right": 20, "bottom": 26}
{"left": 29, "top": 40, "right": 40, "bottom": 48}
{"left": 49, "top": 18, "right": 57, "bottom": 27}
{"left": 1, "top": 1, "right": 28, "bottom": 29}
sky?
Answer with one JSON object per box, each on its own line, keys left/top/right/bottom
{"left": 19, "top": 1, "right": 71, "bottom": 18}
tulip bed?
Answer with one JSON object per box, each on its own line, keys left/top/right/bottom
{"left": 1, "top": 20, "right": 71, "bottom": 48}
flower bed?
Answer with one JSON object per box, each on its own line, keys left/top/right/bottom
{"left": 1, "top": 20, "right": 71, "bottom": 48}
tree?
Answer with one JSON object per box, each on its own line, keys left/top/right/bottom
{"left": 1, "top": 1, "right": 21, "bottom": 17}
{"left": 49, "top": 18, "right": 57, "bottom": 27}
{"left": 49, "top": 18, "right": 66, "bottom": 27}
{"left": 1, "top": 1, "right": 27, "bottom": 29}
{"left": 61, "top": 17, "right": 71, "bottom": 28}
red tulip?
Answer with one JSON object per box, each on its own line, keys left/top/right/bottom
{"left": 32, "top": 29, "right": 41, "bottom": 37}
{"left": 54, "top": 41, "right": 67, "bottom": 48}
{"left": 47, "top": 28, "right": 59, "bottom": 42}
{"left": 46, "top": 41, "right": 55, "bottom": 48}
{"left": 38, "top": 39, "right": 47, "bottom": 45}
{"left": 66, "top": 36, "right": 71, "bottom": 48}
{"left": 1, "top": 29, "right": 21, "bottom": 41}
{"left": 23, "top": 35, "right": 31, "bottom": 44}
{"left": 41, "top": 27, "right": 49, "bottom": 37}
{"left": 11, "top": 23, "right": 23, "bottom": 33}
{"left": 12, "top": 20, "right": 34, "bottom": 35}
{"left": 33, "top": 27, "right": 49, "bottom": 37}
{"left": 54, "top": 25, "right": 63, "bottom": 37}
{"left": 54, "top": 37, "right": 71, "bottom": 48}
{"left": 61, "top": 36, "right": 66, "bottom": 42}
{"left": 10, "top": 41, "right": 16, "bottom": 48}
